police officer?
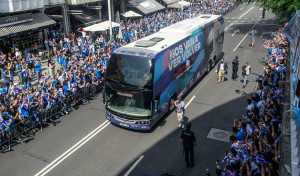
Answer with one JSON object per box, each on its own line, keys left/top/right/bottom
{"left": 179, "top": 122, "right": 197, "bottom": 167}
{"left": 232, "top": 56, "right": 239, "bottom": 81}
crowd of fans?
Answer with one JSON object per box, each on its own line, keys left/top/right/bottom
{"left": 215, "top": 27, "right": 287, "bottom": 176}
{"left": 119, "top": 0, "right": 236, "bottom": 43}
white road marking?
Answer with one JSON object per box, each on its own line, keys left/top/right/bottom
{"left": 224, "top": 22, "right": 234, "bottom": 31}
{"left": 235, "top": 23, "right": 277, "bottom": 25}
{"left": 225, "top": 6, "right": 253, "bottom": 32}
{"left": 233, "top": 24, "right": 256, "bottom": 52}
{"left": 186, "top": 95, "right": 196, "bottom": 108}
{"left": 227, "top": 21, "right": 232, "bottom": 22}
{"left": 241, "top": 21, "right": 245, "bottom": 22}
{"left": 240, "top": 7, "right": 245, "bottom": 10}
{"left": 124, "top": 155, "right": 144, "bottom": 176}
{"left": 260, "top": 32, "right": 272, "bottom": 38}
{"left": 232, "top": 29, "right": 240, "bottom": 36}
{"left": 238, "top": 6, "right": 254, "bottom": 19}
{"left": 34, "top": 120, "right": 110, "bottom": 176}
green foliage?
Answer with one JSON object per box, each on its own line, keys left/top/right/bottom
{"left": 246, "top": 0, "right": 300, "bottom": 23}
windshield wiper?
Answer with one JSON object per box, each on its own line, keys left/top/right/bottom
{"left": 106, "top": 76, "right": 139, "bottom": 88}
{"left": 105, "top": 76, "right": 119, "bottom": 83}
{"left": 106, "top": 77, "right": 151, "bottom": 92}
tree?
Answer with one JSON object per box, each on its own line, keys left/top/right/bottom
{"left": 246, "top": 0, "right": 300, "bottom": 23}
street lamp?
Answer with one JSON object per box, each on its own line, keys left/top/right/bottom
{"left": 108, "top": 0, "right": 113, "bottom": 38}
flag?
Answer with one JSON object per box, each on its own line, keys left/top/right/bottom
{"left": 252, "top": 155, "right": 268, "bottom": 164}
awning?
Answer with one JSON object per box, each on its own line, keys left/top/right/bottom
{"left": 70, "top": 6, "right": 101, "bottom": 26}
{"left": 168, "top": 1, "right": 190, "bottom": 9}
{"left": 162, "top": 0, "right": 180, "bottom": 5}
{"left": 122, "top": 11, "right": 143, "bottom": 18}
{"left": 83, "top": 21, "right": 120, "bottom": 32}
{"left": 128, "top": 0, "right": 165, "bottom": 15}
{"left": 48, "top": 15, "right": 63, "bottom": 20}
{"left": 0, "top": 13, "right": 56, "bottom": 38}
{"left": 0, "top": 28, "right": 11, "bottom": 38}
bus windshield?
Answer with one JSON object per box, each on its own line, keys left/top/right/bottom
{"left": 106, "top": 53, "right": 153, "bottom": 89}
{"left": 105, "top": 85, "right": 152, "bottom": 118}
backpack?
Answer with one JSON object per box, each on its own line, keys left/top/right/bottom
{"left": 241, "top": 65, "right": 246, "bottom": 76}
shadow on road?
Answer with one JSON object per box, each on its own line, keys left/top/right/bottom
{"left": 117, "top": 95, "right": 246, "bottom": 176}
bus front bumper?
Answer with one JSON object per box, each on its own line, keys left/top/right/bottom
{"left": 105, "top": 113, "right": 152, "bottom": 131}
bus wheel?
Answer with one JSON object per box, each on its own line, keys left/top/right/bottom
{"left": 169, "top": 98, "right": 175, "bottom": 111}
{"left": 207, "top": 61, "right": 211, "bottom": 73}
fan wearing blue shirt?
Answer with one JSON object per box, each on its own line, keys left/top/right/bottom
{"left": 63, "top": 80, "right": 73, "bottom": 96}
{"left": 26, "top": 53, "right": 34, "bottom": 74}
{"left": 19, "top": 100, "right": 29, "bottom": 121}
{"left": 232, "top": 127, "right": 245, "bottom": 142}
{"left": 56, "top": 52, "right": 61, "bottom": 65}
{"left": 16, "top": 61, "right": 23, "bottom": 84}
{"left": 95, "top": 66, "right": 103, "bottom": 80}
{"left": 0, "top": 85, "right": 7, "bottom": 96}
{"left": 1, "top": 69, "right": 11, "bottom": 91}
{"left": 34, "top": 60, "right": 42, "bottom": 82}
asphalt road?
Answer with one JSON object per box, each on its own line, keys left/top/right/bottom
{"left": 0, "top": 4, "right": 279, "bottom": 176}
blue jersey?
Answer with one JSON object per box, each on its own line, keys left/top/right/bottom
{"left": 63, "top": 85, "right": 70, "bottom": 96}
{"left": 26, "top": 56, "right": 32, "bottom": 63}
{"left": 35, "top": 63, "right": 41, "bottom": 71}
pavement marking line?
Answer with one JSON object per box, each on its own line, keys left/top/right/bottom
{"left": 34, "top": 120, "right": 110, "bottom": 176}
{"left": 235, "top": 23, "right": 277, "bottom": 25}
{"left": 238, "top": 6, "right": 254, "bottom": 19}
{"left": 224, "top": 22, "right": 234, "bottom": 31}
{"left": 233, "top": 24, "right": 256, "bottom": 52}
{"left": 231, "top": 29, "right": 240, "bottom": 36}
{"left": 124, "top": 155, "right": 144, "bottom": 176}
{"left": 186, "top": 95, "right": 196, "bottom": 108}
{"left": 260, "top": 32, "right": 272, "bottom": 38}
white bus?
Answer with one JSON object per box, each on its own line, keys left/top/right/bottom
{"left": 104, "top": 14, "right": 225, "bottom": 130}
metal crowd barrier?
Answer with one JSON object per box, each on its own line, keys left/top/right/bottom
{"left": 0, "top": 84, "right": 103, "bottom": 152}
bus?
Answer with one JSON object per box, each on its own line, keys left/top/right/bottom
{"left": 104, "top": 14, "right": 224, "bottom": 130}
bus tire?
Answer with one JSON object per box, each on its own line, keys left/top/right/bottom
{"left": 211, "top": 58, "right": 215, "bottom": 68}
{"left": 206, "top": 61, "right": 212, "bottom": 73}
{"left": 169, "top": 98, "right": 175, "bottom": 111}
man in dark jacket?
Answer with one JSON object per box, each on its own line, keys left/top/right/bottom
{"left": 232, "top": 56, "right": 239, "bottom": 81}
{"left": 179, "top": 122, "right": 197, "bottom": 167}
{"left": 217, "top": 58, "right": 228, "bottom": 83}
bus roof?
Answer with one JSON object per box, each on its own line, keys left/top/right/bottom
{"left": 118, "top": 14, "right": 222, "bottom": 55}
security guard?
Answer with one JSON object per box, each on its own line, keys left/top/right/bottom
{"left": 179, "top": 122, "right": 197, "bottom": 167}
{"left": 232, "top": 56, "right": 239, "bottom": 81}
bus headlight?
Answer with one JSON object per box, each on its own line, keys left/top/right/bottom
{"left": 135, "top": 120, "right": 150, "bottom": 124}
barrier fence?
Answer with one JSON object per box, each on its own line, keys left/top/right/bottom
{"left": 0, "top": 83, "right": 102, "bottom": 152}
